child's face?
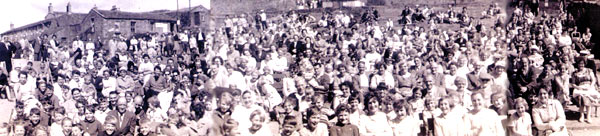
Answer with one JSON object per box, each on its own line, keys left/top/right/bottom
{"left": 284, "top": 101, "right": 295, "bottom": 113}
{"left": 396, "top": 108, "right": 407, "bottom": 118}
{"left": 30, "top": 114, "right": 41, "bottom": 124}
{"left": 104, "top": 124, "right": 116, "bottom": 134}
{"left": 414, "top": 91, "right": 422, "bottom": 98}
{"left": 53, "top": 113, "right": 64, "bottom": 122}
{"left": 367, "top": 98, "right": 379, "bottom": 113}
{"left": 314, "top": 100, "right": 324, "bottom": 109}
{"left": 337, "top": 111, "right": 350, "bottom": 124}
{"left": 471, "top": 94, "right": 485, "bottom": 110}
{"left": 516, "top": 104, "right": 527, "bottom": 114}
{"left": 218, "top": 100, "right": 230, "bottom": 112}
{"left": 140, "top": 123, "right": 152, "bottom": 135}
{"left": 71, "top": 127, "right": 82, "bottom": 136}
{"left": 439, "top": 100, "right": 451, "bottom": 113}
{"left": 281, "top": 124, "right": 296, "bottom": 136}
{"left": 250, "top": 115, "right": 263, "bottom": 131}
{"left": 426, "top": 100, "right": 436, "bottom": 110}
{"left": 493, "top": 99, "right": 504, "bottom": 108}
{"left": 85, "top": 110, "right": 95, "bottom": 121}
{"left": 349, "top": 100, "right": 360, "bottom": 111}
{"left": 383, "top": 103, "right": 393, "bottom": 113}
{"left": 308, "top": 114, "right": 321, "bottom": 128}
{"left": 242, "top": 93, "right": 253, "bottom": 107}
{"left": 13, "top": 125, "right": 25, "bottom": 136}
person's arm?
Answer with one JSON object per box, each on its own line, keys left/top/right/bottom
{"left": 329, "top": 126, "right": 339, "bottom": 136}
{"left": 433, "top": 118, "right": 443, "bottom": 136}
{"left": 352, "top": 125, "right": 360, "bottom": 136}
{"left": 553, "top": 100, "right": 566, "bottom": 126}
{"left": 531, "top": 108, "right": 551, "bottom": 131}
{"left": 494, "top": 113, "right": 506, "bottom": 136}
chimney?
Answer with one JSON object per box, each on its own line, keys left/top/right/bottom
{"left": 66, "top": 2, "right": 72, "bottom": 14}
{"left": 111, "top": 5, "right": 119, "bottom": 11}
{"left": 48, "top": 3, "right": 53, "bottom": 14}
{"left": 10, "top": 23, "right": 14, "bottom": 30}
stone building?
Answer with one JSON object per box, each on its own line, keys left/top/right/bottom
{"left": 2, "top": 3, "right": 177, "bottom": 42}
{"left": 79, "top": 6, "right": 177, "bottom": 40}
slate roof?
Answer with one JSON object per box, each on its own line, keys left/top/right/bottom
{"left": 94, "top": 9, "right": 177, "bottom": 22}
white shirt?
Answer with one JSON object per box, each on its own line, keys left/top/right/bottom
{"left": 72, "top": 40, "right": 84, "bottom": 52}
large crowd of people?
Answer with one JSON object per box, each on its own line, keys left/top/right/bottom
{"left": 0, "top": 1, "right": 597, "bottom": 136}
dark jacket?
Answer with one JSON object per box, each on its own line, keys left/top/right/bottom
{"left": 107, "top": 110, "right": 137, "bottom": 135}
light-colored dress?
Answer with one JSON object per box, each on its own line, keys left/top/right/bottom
{"left": 573, "top": 69, "right": 600, "bottom": 105}
{"left": 359, "top": 112, "right": 394, "bottom": 136}
{"left": 390, "top": 115, "right": 420, "bottom": 136}
{"left": 507, "top": 112, "right": 532, "bottom": 136}
{"left": 532, "top": 100, "right": 569, "bottom": 136}
{"left": 465, "top": 109, "right": 505, "bottom": 136}
{"left": 434, "top": 113, "right": 464, "bottom": 136}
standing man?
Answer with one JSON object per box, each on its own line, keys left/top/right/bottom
{"left": 0, "top": 37, "right": 12, "bottom": 73}
{"left": 224, "top": 15, "right": 234, "bottom": 39}
{"left": 259, "top": 10, "right": 268, "bottom": 30}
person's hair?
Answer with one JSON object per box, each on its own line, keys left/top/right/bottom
{"left": 30, "top": 107, "right": 41, "bottom": 116}
{"left": 394, "top": 99, "right": 412, "bottom": 115}
{"left": 424, "top": 97, "right": 437, "bottom": 107}
{"left": 109, "top": 91, "right": 118, "bottom": 96}
{"left": 62, "top": 117, "right": 73, "bottom": 126}
{"left": 154, "top": 66, "right": 162, "bottom": 71}
{"left": 84, "top": 105, "right": 96, "bottom": 113}
{"left": 537, "top": 88, "right": 553, "bottom": 98}
{"left": 284, "top": 94, "right": 299, "bottom": 111}
{"left": 105, "top": 115, "right": 118, "bottom": 126}
{"left": 11, "top": 120, "right": 26, "bottom": 134}
{"left": 212, "top": 56, "right": 224, "bottom": 64}
{"left": 72, "top": 123, "right": 83, "bottom": 131}
{"left": 490, "top": 92, "right": 506, "bottom": 104}
{"left": 363, "top": 92, "right": 381, "bottom": 111}
{"left": 454, "top": 77, "right": 466, "bottom": 85}
{"left": 348, "top": 92, "right": 361, "bottom": 103}
{"left": 375, "top": 62, "right": 386, "bottom": 70}
{"left": 438, "top": 96, "right": 455, "bottom": 108}
{"left": 412, "top": 87, "right": 424, "bottom": 98}
{"left": 218, "top": 92, "right": 233, "bottom": 106}
{"left": 54, "top": 107, "right": 66, "bottom": 115}
{"left": 311, "top": 94, "right": 325, "bottom": 103}
{"left": 223, "top": 118, "right": 238, "bottom": 130}
{"left": 513, "top": 97, "right": 529, "bottom": 110}
{"left": 339, "top": 81, "right": 353, "bottom": 91}
{"left": 71, "top": 88, "right": 81, "bottom": 95}
{"left": 149, "top": 97, "right": 160, "bottom": 108}
{"left": 334, "top": 104, "right": 350, "bottom": 116}
{"left": 249, "top": 109, "right": 265, "bottom": 123}
{"left": 32, "top": 126, "right": 48, "bottom": 136}
{"left": 306, "top": 107, "right": 322, "bottom": 119}
{"left": 18, "top": 71, "right": 27, "bottom": 78}
{"left": 282, "top": 115, "right": 298, "bottom": 127}
{"left": 471, "top": 91, "right": 485, "bottom": 100}
{"left": 72, "top": 70, "right": 80, "bottom": 76}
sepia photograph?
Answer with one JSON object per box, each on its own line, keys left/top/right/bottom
{"left": 0, "top": 0, "right": 598, "bottom": 135}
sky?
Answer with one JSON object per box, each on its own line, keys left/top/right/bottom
{"left": 0, "top": 0, "right": 210, "bottom": 33}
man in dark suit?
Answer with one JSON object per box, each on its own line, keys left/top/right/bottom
{"left": 0, "top": 38, "right": 12, "bottom": 73}
{"left": 107, "top": 97, "right": 137, "bottom": 135}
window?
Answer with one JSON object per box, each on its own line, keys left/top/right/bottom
{"left": 130, "top": 21, "right": 136, "bottom": 33}
{"left": 194, "top": 12, "right": 200, "bottom": 25}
